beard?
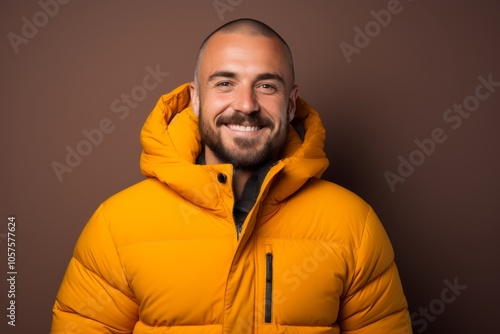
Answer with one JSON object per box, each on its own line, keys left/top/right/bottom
{"left": 198, "top": 105, "right": 290, "bottom": 170}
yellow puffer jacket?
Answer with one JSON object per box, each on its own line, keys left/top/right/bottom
{"left": 52, "top": 83, "right": 412, "bottom": 333}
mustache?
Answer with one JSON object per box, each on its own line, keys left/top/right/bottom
{"left": 216, "top": 112, "right": 274, "bottom": 129}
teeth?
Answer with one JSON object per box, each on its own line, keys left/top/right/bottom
{"left": 227, "top": 124, "right": 260, "bottom": 132}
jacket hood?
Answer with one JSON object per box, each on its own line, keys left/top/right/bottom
{"left": 140, "top": 83, "right": 329, "bottom": 212}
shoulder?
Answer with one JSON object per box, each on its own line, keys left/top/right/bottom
{"left": 96, "top": 178, "right": 179, "bottom": 229}
{"left": 102, "top": 178, "right": 175, "bottom": 211}
{"left": 293, "top": 178, "right": 371, "bottom": 217}
{"left": 84, "top": 178, "right": 184, "bottom": 246}
{"left": 274, "top": 179, "right": 379, "bottom": 244}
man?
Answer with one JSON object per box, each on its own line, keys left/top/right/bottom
{"left": 52, "top": 18, "right": 412, "bottom": 333}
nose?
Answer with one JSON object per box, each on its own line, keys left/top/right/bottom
{"left": 232, "top": 85, "right": 258, "bottom": 114}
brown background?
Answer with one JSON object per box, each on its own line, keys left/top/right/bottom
{"left": 1, "top": 0, "right": 499, "bottom": 333}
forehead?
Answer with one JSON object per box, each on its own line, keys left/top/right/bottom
{"left": 199, "top": 32, "right": 291, "bottom": 82}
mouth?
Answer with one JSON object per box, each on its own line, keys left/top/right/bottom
{"left": 226, "top": 124, "right": 263, "bottom": 132}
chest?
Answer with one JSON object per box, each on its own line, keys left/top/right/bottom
{"left": 118, "top": 214, "right": 351, "bottom": 332}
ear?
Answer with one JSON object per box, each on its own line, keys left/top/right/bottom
{"left": 189, "top": 81, "right": 200, "bottom": 117}
{"left": 287, "top": 84, "right": 299, "bottom": 121}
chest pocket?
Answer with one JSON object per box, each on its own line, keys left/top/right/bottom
{"left": 256, "top": 239, "right": 348, "bottom": 331}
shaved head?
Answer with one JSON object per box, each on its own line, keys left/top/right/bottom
{"left": 194, "top": 18, "right": 295, "bottom": 86}
{"left": 189, "top": 18, "right": 299, "bottom": 172}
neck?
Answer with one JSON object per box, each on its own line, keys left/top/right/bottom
{"left": 232, "top": 169, "right": 254, "bottom": 200}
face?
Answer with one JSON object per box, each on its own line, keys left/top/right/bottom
{"left": 190, "top": 32, "right": 298, "bottom": 169}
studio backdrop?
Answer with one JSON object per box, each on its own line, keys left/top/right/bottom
{"left": 1, "top": 1, "right": 499, "bottom": 333}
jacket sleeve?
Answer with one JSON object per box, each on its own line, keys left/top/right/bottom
{"left": 51, "top": 204, "right": 139, "bottom": 334}
{"left": 338, "top": 207, "right": 413, "bottom": 334}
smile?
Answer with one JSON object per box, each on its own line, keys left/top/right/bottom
{"left": 226, "top": 124, "right": 262, "bottom": 132}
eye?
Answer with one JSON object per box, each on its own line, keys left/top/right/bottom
{"left": 216, "top": 81, "right": 233, "bottom": 88}
{"left": 257, "top": 83, "right": 277, "bottom": 94}
{"left": 215, "top": 81, "right": 234, "bottom": 92}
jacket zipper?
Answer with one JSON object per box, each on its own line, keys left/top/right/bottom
{"left": 236, "top": 223, "right": 243, "bottom": 240}
{"left": 265, "top": 249, "right": 273, "bottom": 323}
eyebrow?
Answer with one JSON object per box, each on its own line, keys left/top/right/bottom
{"left": 208, "top": 71, "right": 236, "bottom": 82}
{"left": 255, "top": 72, "right": 285, "bottom": 85}
{"left": 207, "top": 71, "right": 285, "bottom": 85}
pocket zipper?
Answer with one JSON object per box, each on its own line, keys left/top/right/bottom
{"left": 265, "top": 250, "right": 273, "bottom": 323}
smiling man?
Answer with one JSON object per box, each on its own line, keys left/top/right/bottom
{"left": 52, "top": 19, "right": 412, "bottom": 333}
{"left": 191, "top": 22, "right": 298, "bottom": 201}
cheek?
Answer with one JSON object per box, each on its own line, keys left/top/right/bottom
{"left": 265, "top": 101, "right": 290, "bottom": 126}
{"left": 201, "top": 94, "right": 231, "bottom": 119}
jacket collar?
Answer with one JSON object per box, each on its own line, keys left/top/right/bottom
{"left": 140, "top": 83, "right": 329, "bottom": 213}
